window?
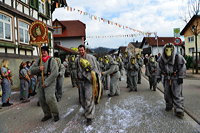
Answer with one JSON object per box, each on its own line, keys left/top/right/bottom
{"left": 39, "top": 0, "right": 45, "bottom": 14}
{"left": 53, "top": 24, "right": 62, "bottom": 34}
{"left": 0, "top": 14, "right": 12, "bottom": 41}
{"left": 21, "top": 0, "right": 28, "bottom": 4}
{"left": 29, "top": 0, "right": 39, "bottom": 10}
{"left": 19, "top": 21, "right": 29, "bottom": 44}
{"left": 188, "top": 36, "right": 194, "bottom": 43}
{"left": 189, "top": 47, "right": 194, "bottom": 53}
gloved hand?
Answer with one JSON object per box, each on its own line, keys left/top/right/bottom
{"left": 157, "top": 78, "right": 161, "bottom": 83}
{"left": 177, "top": 78, "right": 183, "bottom": 85}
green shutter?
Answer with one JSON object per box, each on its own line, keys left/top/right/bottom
{"left": 48, "top": 33, "right": 51, "bottom": 48}
{"left": 29, "top": 0, "right": 34, "bottom": 8}
{"left": 46, "top": 1, "right": 50, "bottom": 18}
{"left": 35, "top": 0, "right": 39, "bottom": 10}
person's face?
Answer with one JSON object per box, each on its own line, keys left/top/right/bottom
{"left": 78, "top": 47, "right": 86, "bottom": 57}
{"left": 42, "top": 50, "right": 48, "bottom": 57}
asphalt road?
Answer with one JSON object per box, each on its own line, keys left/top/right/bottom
{"left": 0, "top": 76, "right": 200, "bottom": 133}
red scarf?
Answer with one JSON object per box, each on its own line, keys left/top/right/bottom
{"left": 42, "top": 56, "right": 51, "bottom": 63}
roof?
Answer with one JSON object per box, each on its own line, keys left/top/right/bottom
{"left": 53, "top": 19, "right": 86, "bottom": 38}
{"left": 180, "top": 15, "right": 200, "bottom": 35}
{"left": 118, "top": 46, "right": 127, "bottom": 53}
{"left": 141, "top": 37, "right": 182, "bottom": 48}
{"left": 54, "top": 44, "right": 78, "bottom": 54}
{"left": 129, "top": 42, "right": 142, "bottom": 48}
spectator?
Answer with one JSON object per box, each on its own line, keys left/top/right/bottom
{"left": 0, "top": 59, "right": 13, "bottom": 107}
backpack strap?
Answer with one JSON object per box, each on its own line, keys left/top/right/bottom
{"left": 37, "top": 57, "right": 52, "bottom": 76}
{"left": 47, "top": 57, "right": 52, "bottom": 75}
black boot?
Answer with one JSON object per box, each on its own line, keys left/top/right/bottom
{"left": 41, "top": 115, "right": 52, "bottom": 122}
{"left": 54, "top": 115, "right": 60, "bottom": 122}
{"left": 175, "top": 112, "right": 184, "bottom": 119}
{"left": 86, "top": 118, "right": 92, "bottom": 126}
{"left": 165, "top": 107, "right": 172, "bottom": 112}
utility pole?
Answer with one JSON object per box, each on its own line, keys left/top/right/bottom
{"left": 191, "top": 24, "right": 198, "bottom": 74}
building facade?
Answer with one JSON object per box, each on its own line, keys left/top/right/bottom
{"left": 53, "top": 19, "right": 86, "bottom": 61}
{"left": 140, "top": 37, "right": 184, "bottom": 56}
{"left": 180, "top": 15, "right": 200, "bottom": 56}
{"left": 0, "top": 0, "right": 66, "bottom": 89}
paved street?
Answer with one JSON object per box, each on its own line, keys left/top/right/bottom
{"left": 0, "top": 74, "right": 200, "bottom": 133}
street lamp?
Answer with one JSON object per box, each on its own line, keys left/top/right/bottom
{"left": 191, "top": 25, "right": 198, "bottom": 74}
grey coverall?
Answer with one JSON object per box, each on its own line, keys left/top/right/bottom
{"left": 30, "top": 57, "right": 59, "bottom": 118}
{"left": 76, "top": 54, "right": 100, "bottom": 119}
{"left": 157, "top": 45, "right": 186, "bottom": 113}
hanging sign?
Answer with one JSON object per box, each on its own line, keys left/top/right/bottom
{"left": 29, "top": 20, "right": 48, "bottom": 46}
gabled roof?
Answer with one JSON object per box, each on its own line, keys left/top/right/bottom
{"left": 53, "top": 19, "right": 86, "bottom": 38}
{"left": 141, "top": 37, "right": 182, "bottom": 48}
{"left": 180, "top": 15, "right": 200, "bottom": 35}
{"left": 129, "top": 42, "right": 142, "bottom": 48}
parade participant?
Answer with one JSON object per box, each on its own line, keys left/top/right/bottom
{"left": 145, "top": 55, "right": 157, "bottom": 91}
{"left": 157, "top": 43, "right": 186, "bottom": 118}
{"left": 136, "top": 53, "right": 143, "bottom": 84}
{"left": 63, "top": 58, "right": 70, "bottom": 77}
{"left": 127, "top": 56, "right": 139, "bottom": 92}
{"left": 123, "top": 51, "right": 131, "bottom": 88}
{"left": 102, "top": 55, "right": 111, "bottom": 90}
{"left": 115, "top": 56, "right": 124, "bottom": 81}
{"left": 102, "top": 55, "right": 120, "bottom": 96}
{"left": 55, "top": 57, "right": 65, "bottom": 102}
{"left": 75, "top": 44, "right": 100, "bottom": 125}
{"left": 19, "top": 62, "right": 30, "bottom": 103}
{"left": 29, "top": 46, "right": 60, "bottom": 122}
{"left": 0, "top": 59, "right": 13, "bottom": 107}
{"left": 68, "top": 55, "right": 77, "bottom": 87}
{"left": 98, "top": 57, "right": 104, "bottom": 72}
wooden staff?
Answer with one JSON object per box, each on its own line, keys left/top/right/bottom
{"left": 39, "top": 45, "right": 44, "bottom": 86}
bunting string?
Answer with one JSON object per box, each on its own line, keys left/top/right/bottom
{"left": 87, "top": 33, "right": 143, "bottom": 38}
{"left": 65, "top": 6, "right": 155, "bottom": 36}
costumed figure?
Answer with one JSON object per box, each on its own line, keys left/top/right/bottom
{"left": 136, "top": 53, "right": 143, "bottom": 84}
{"left": 145, "top": 55, "right": 157, "bottom": 91}
{"left": 68, "top": 55, "right": 77, "bottom": 87}
{"left": 102, "top": 55, "right": 120, "bottom": 97}
{"left": 127, "top": 56, "right": 139, "bottom": 92}
{"left": 157, "top": 43, "right": 186, "bottom": 118}
{"left": 115, "top": 56, "right": 124, "bottom": 81}
{"left": 76, "top": 45, "right": 101, "bottom": 125}
{"left": 55, "top": 57, "right": 65, "bottom": 102}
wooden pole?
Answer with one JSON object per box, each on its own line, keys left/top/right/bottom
{"left": 39, "top": 45, "right": 44, "bottom": 85}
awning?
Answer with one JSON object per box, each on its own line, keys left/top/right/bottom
{"left": 54, "top": 44, "right": 78, "bottom": 54}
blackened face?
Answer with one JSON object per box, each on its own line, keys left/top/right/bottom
{"left": 78, "top": 47, "right": 86, "bottom": 57}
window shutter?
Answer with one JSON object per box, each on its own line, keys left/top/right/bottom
{"left": 35, "top": 0, "right": 39, "bottom": 10}
{"left": 29, "top": 0, "right": 35, "bottom": 8}
{"left": 46, "top": 1, "right": 50, "bottom": 18}
{"left": 48, "top": 32, "right": 52, "bottom": 47}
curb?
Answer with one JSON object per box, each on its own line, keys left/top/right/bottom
{"left": 142, "top": 73, "right": 200, "bottom": 125}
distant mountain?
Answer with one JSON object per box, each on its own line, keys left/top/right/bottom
{"left": 91, "top": 47, "right": 117, "bottom": 55}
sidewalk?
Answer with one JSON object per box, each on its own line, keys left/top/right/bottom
{"left": 185, "top": 69, "right": 200, "bottom": 80}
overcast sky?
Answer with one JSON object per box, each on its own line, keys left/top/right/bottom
{"left": 52, "top": 0, "right": 188, "bottom": 48}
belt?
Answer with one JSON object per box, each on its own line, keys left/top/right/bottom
{"left": 163, "top": 72, "right": 177, "bottom": 76}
